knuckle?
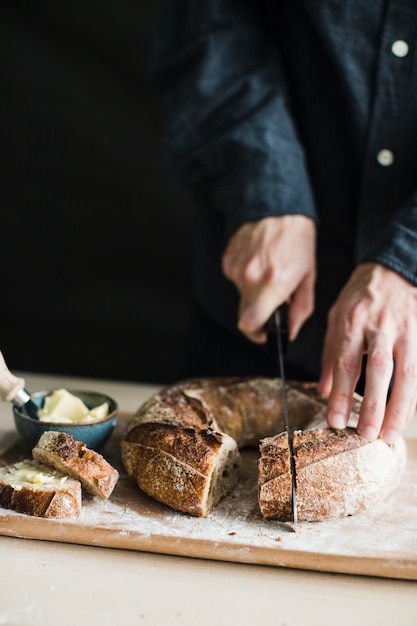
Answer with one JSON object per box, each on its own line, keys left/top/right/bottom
{"left": 367, "top": 349, "right": 392, "bottom": 370}
{"left": 335, "top": 354, "right": 360, "bottom": 376}
{"left": 375, "top": 306, "right": 391, "bottom": 330}
{"left": 331, "top": 390, "right": 354, "bottom": 408}
{"left": 396, "top": 361, "right": 417, "bottom": 382}
{"left": 242, "top": 259, "right": 260, "bottom": 284}
{"left": 362, "top": 398, "right": 384, "bottom": 417}
{"left": 262, "top": 264, "right": 280, "bottom": 287}
{"left": 385, "top": 405, "right": 404, "bottom": 427}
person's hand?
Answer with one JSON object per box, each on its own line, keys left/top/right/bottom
{"left": 318, "top": 263, "right": 417, "bottom": 443}
{"left": 221, "top": 215, "right": 316, "bottom": 343}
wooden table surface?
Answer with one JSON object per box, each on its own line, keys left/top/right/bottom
{"left": 0, "top": 372, "right": 416, "bottom": 626}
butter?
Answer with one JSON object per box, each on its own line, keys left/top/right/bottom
{"left": 7, "top": 461, "right": 67, "bottom": 486}
{"left": 38, "top": 388, "right": 109, "bottom": 424}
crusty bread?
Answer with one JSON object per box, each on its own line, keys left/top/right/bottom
{"left": 259, "top": 427, "right": 407, "bottom": 521}
{"left": 0, "top": 459, "right": 82, "bottom": 518}
{"left": 121, "top": 376, "right": 303, "bottom": 517}
{"left": 33, "top": 431, "right": 119, "bottom": 500}
{"left": 122, "top": 421, "right": 240, "bottom": 516}
{"left": 121, "top": 377, "right": 407, "bottom": 521}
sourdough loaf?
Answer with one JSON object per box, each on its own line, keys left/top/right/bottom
{"left": 33, "top": 431, "right": 119, "bottom": 500}
{"left": 259, "top": 427, "right": 407, "bottom": 521}
{"left": 121, "top": 377, "right": 407, "bottom": 521}
{"left": 0, "top": 459, "right": 82, "bottom": 518}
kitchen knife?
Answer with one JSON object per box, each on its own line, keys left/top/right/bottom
{"left": 267, "top": 303, "right": 298, "bottom": 531}
{"left": 0, "top": 350, "right": 39, "bottom": 419}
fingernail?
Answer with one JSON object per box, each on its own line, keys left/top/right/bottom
{"left": 359, "top": 425, "right": 378, "bottom": 441}
{"left": 380, "top": 429, "right": 398, "bottom": 445}
{"left": 328, "top": 413, "right": 347, "bottom": 429}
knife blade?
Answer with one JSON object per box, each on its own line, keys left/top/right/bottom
{"left": 267, "top": 303, "right": 298, "bottom": 531}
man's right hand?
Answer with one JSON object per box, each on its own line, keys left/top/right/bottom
{"left": 221, "top": 215, "right": 317, "bottom": 343}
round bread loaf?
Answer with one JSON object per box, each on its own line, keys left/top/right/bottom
{"left": 120, "top": 377, "right": 407, "bottom": 521}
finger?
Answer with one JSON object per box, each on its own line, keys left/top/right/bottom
{"left": 356, "top": 338, "right": 394, "bottom": 441}
{"left": 287, "top": 272, "right": 315, "bottom": 340}
{"left": 221, "top": 230, "right": 250, "bottom": 284}
{"left": 379, "top": 391, "right": 413, "bottom": 444}
{"left": 385, "top": 390, "right": 417, "bottom": 441}
{"left": 405, "top": 390, "right": 417, "bottom": 427}
{"left": 326, "top": 333, "right": 364, "bottom": 430}
{"left": 238, "top": 284, "right": 284, "bottom": 343}
{"left": 379, "top": 339, "right": 417, "bottom": 443}
{"left": 317, "top": 310, "right": 337, "bottom": 397}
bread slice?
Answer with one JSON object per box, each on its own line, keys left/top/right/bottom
{"left": 0, "top": 459, "right": 82, "bottom": 518}
{"left": 33, "top": 431, "right": 119, "bottom": 500}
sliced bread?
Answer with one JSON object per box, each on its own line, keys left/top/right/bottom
{"left": 33, "top": 431, "right": 119, "bottom": 500}
{"left": 0, "top": 459, "right": 82, "bottom": 518}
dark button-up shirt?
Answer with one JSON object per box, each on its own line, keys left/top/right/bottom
{"left": 154, "top": 0, "right": 417, "bottom": 378}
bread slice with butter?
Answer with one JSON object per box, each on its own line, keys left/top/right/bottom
{"left": 0, "top": 459, "right": 82, "bottom": 518}
{"left": 33, "top": 431, "right": 119, "bottom": 500}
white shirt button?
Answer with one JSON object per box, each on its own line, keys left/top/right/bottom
{"left": 377, "top": 149, "right": 395, "bottom": 166}
{"left": 391, "top": 40, "right": 409, "bottom": 57}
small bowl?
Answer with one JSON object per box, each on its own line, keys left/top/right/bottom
{"left": 13, "top": 389, "right": 118, "bottom": 451}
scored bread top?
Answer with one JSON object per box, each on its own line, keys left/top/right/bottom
{"left": 259, "top": 426, "right": 368, "bottom": 482}
{"left": 124, "top": 421, "right": 226, "bottom": 474}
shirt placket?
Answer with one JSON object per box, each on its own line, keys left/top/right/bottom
{"left": 355, "top": 0, "right": 417, "bottom": 263}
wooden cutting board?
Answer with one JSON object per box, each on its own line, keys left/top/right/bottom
{"left": 0, "top": 415, "right": 416, "bottom": 580}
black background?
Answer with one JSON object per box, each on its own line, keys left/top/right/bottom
{"left": 0, "top": 1, "right": 195, "bottom": 384}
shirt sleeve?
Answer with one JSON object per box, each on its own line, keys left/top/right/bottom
{"left": 361, "top": 199, "right": 417, "bottom": 286}
{"left": 152, "top": 0, "right": 318, "bottom": 240}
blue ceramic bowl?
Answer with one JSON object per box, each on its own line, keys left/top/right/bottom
{"left": 13, "top": 389, "right": 118, "bottom": 451}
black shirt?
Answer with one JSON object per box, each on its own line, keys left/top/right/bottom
{"left": 154, "top": 0, "right": 417, "bottom": 379}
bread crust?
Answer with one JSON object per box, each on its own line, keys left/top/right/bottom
{"left": 121, "top": 377, "right": 407, "bottom": 521}
{"left": 0, "top": 460, "right": 81, "bottom": 518}
{"left": 33, "top": 431, "right": 119, "bottom": 500}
